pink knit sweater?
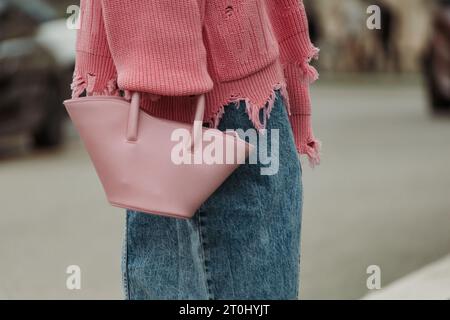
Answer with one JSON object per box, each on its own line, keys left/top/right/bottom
{"left": 71, "top": 0, "right": 321, "bottom": 165}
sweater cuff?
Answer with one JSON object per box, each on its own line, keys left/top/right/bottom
{"left": 71, "top": 51, "right": 118, "bottom": 98}
{"left": 289, "top": 114, "right": 321, "bottom": 167}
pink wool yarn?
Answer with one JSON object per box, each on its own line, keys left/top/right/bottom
{"left": 72, "top": 0, "right": 321, "bottom": 165}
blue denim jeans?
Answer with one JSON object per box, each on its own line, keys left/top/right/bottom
{"left": 122, "top": 90, "right": 303, "bottom": 299}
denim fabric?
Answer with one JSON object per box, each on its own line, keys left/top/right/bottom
{"left": 122, "top": 90, "right": 303, "bottom": 300}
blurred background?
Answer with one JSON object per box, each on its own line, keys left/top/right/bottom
{"left": 0, "top": 0, "right": 449, "bottom": 299}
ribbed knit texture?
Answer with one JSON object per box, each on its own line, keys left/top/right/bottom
{"left": 72, "top": 0, "right": 320, "bottom": 165}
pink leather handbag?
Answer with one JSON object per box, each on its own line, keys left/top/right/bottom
{"left": 63, "top": 93, "right": 254, "bottom": 219}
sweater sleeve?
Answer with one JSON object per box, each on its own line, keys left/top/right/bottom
{"left": 71, "top": 0, "right": 213, "bottom": 98}
{"left": 71, "top": 0, "right": 118, "bottom": 98}
{"left": 267, "top": 0, "right": 321, "bottom": 166}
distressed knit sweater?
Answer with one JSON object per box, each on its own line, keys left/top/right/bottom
{"left": 71, "top": 0, "right": 321, "bottom": 165}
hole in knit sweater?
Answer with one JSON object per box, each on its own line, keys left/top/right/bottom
{"left": 225, "top": 6, "right": 234, "bottom": 17}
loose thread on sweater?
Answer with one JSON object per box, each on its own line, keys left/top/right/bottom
{"left": 308, "top": 46, "right": 320, "bottom": 62}
{"left": 282, "top": 45, "right": 320, "bottom": 85}
{"left": 207, "top": 82, "right": 290, "bottom": 132}
{"left": 71, "top": 72, "right": 162, "bottom": 102}
{"left": 71, "top": 72, "right": 120, "bottom": 98}
{"left": 300, "top": 139, "right": 322, "bottom": 168}
{"left": 71, "top": 73, "right": 87, "bottom": 98}
{"left": 296, "top": 45, "right": 321, "bottom": 167}
{"left": 207, "top": 82, "right": 321, "bottom": 167}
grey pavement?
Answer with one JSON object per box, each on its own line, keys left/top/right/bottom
{"left": 363, "top": 255, "right": 450, "bottom": 300}
{"left": 0, "top": 75, "right": 449, "bottom": 299}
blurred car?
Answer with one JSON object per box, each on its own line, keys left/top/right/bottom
{"left": 0, "top": 0, "right": 75, "bottom": 148}
{"left": 423, "top": 0, "right": 450, "bottom": 114}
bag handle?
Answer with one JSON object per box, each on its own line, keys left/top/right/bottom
{"left": 126, "top": 93, "right": 141, "bottom": 142}
{"left": 127, "top": 93, "right": 205, "bottom": 151}
{"left": 188, "top": 94, "right": 205, "bottom": 152}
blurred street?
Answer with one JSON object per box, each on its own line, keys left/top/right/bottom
{"left": 0, "top": 76, "right": 449, "bottom": 299}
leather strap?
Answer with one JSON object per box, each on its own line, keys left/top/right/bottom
{"left": 188, "top": 94, "right": 205, "bottom": 152}
{"left": 126, "top": 92, "right": 140, "bottom": 141}
{"left": 127, "top": 92, "right": 205, "bottom": 149}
